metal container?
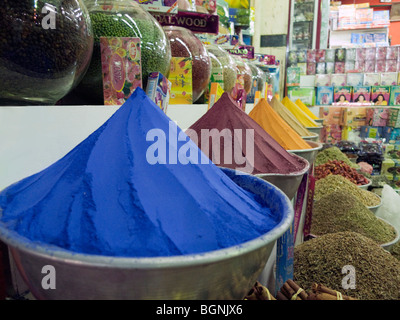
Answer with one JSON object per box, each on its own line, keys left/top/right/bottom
{"left": 287, "top": 141, "right": 323, "bottom": 166}
{"left": 0, "top": 168, "right": 294, "bottom": 300}
{"left": 368, "top": 195, "right": 382, "bottom": 215}
{"left": 306, "top": 126, "right": 323, "bottom": 141}
{"left": 255, "top": 154, "right": 310, "bottom": 201}
{"left": 301, "top": 133, "right": 320, "bottom": 142}
{"left": 379, "top": 218, "right": 400, "bottom": 252}
{"left": 358, "top": 178, "right": 372, "bottom": 190}
{"left": 314, "top": 119, "right": 324, "bottom": 126}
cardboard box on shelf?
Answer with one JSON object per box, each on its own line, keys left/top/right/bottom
{"left": 341, "top": 106, "right": 367, "bottom": 127}
{"left": 319, "top": 106, "right": 343, "bottom": 125}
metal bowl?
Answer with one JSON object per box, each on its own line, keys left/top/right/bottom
{"left": 314, "top": 119, "right": 324, "bottom": 126}
{"left": 358, "top": 178, "right": 372, "bottom": 190}
{"left": 379, "top": 218, "right": 400, "bottom": 252}
{"left": 255, "top": 154, "right": 310, "bottom": 201}
{"left": 368, "top": 194, "right": 383, "bottom": 215}
{"left": 301, "top": 133, "right": 320, "bottom": 142}
{"left": 287, "top": 141, "right": 323, "bottom": 166}
{"left": 305, "top": 126, "right": 323, "bottom": 140}
{"left": 0, "top": 168, "right": 294, "bottom": 300}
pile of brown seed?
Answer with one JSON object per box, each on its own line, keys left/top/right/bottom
{"left": 294, "top": 232, "right": 400, "bottom": 300}
{"left": 311, "top": 191, "right": 396, "bottom": 245}
{"left": 314, "top": 175, "right": 381, "bottom": 207}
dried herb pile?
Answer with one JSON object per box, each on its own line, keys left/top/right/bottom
{"left": 294, "top": 232, "right": 400, "bottom": 300}
{"left": 315, "top": 160, "right": 369, "bottom": 185}
{"left": 311, "top": 191, "right": 396, "bottom": 244}
{"left": 315, "top": 147, "right": 359, "bottom": 169}
{"left": 314, "top": 175, "right": 381, "bottom": 207}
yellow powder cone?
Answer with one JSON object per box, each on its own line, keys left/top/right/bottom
{"left": 249, "top": 99, "right": 312, "bottom": 150}
{"left": 295, "top": 99, "right": 320, "bottom": 121}
{"left": 281, "top": 97, "right": 319, "bottom": 128}
{"left": 270, "top": 96, "right": 314, "bottom": 137}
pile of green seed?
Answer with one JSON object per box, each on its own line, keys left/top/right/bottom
{"left": 316, "top": 147, "right": 359, "bottom": 169}
{"left": 314, "top": 175, "right": 381, "bottom": 207}
{"left": 294, "top": 232, "right": 400, "bottom": 300}
{"left": 311, "top": 191, "right": 396, "bottom": 244}
{"left": 77, "top": 11, "right": 171, "bottom": 104}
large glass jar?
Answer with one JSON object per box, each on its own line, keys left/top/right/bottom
{"left": 232, "top": 56, "right": 252, "bottom": 94}
{"left": 248, "top": 61, "right": 267, "bottom": 96}
{"left": 164, "top": 26, "right": 211, "bottom": 103}
{"left": 206, "top": 45, "right": 237, "bottom": 94}
{"left": 0, "top": 0, "right": 94, "bottom": 105}
{"left": 77, "top": 0, "right": 172, "bottom": 104}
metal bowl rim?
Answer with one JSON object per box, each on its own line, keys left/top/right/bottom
{"left": 0, "top": 169, "right": 294, "bottom": 270}
{"left": 287, "top": 141, "right": 323, "bottom": 154}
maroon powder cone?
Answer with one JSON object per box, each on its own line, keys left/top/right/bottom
{"left": 186, "top": 93, "right": 307, "bottom": 175}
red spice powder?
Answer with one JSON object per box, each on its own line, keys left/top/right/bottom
{"left": 186, "top": 93, "right": 308, "bottom": 175}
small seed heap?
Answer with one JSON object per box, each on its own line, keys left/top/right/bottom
{"left": 314, "top": 175, "right": 381, "bottom": 207}
{"left": 311, "top": 191, "right": 396, "bottom": 244}
{"left": 294, "top": 232, "right": 400, "bottom": 300}
{"left": 315, "top": 147, "right": 359, "bottom": 169}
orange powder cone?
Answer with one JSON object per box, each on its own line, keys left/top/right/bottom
{"left": 249, "top": 99, "right": 312, "bottom": 150}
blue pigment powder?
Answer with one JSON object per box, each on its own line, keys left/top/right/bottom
{"left": 0, "top": 89, "right": 279, "bottom": 257}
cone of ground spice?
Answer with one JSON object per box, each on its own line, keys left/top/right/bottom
{"left": 281, "top": 97, "right": 319, "bottom": 128}
{"left": 269, "top": 96, "right": 314, "bottom": 137}
{"left": 294, "top": 231, "right": 400, "bottom": 300}
{"left": 186, "top": 92, "right": 308, "bottom": 175}
{"left": 249, "top": 99, "right": 312, "bottom": 151}
{"left": 295, "top": 99, "right": 320, "bottom": 121}
{"left": 311, "top": 190, "right": 396, "bottom": 245}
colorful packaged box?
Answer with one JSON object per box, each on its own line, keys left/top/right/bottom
{"left": 381, "top": 159, "right": 400, "bottom": 177}
{"left": 390, "top": 128, "right": 400, "bottom": 142}
{"left": 346, "top": 73, "right": 364, "bottom": 87}
{"left": 331, "top": 73, "right": 347, "bottom": 86}
{"left": 168, "top": 57, "right": 193, "bottom": 104}
{"left": 389, "top": 107, "right": 400, "bottom": 127}
{"left": 134, "top": 0, "right": 178, "bottom": 13}
{"left": 341, "top": 106, "right": 367, "bottom": 127}
{"left": 325, "top": 49, "right": 336, "bottom": 62}
{"left": 100, "top": 37, "right": 143, "bottom": 106}
{"left": 364, "top": 34, "right": 375, "bottom": 44}
{"left": 315, "top": 49, "right": 326, "bottom": 63}
{"left": 387, "top": 46, "right": 399, "bottom": 60}
{"left": 345, "top": 61, "right": 356, "bottom": 73}
{"left": 297, "top": 62, "right": 307, "bottom": 75}
{"left": 321, "top": 124, "right": 342, "bottom": 144}
{"left": 335, "top": 48, "right": 346, "bottom": 62}
{"left": 352, "top": 86, "right": 371, "bottom": 103}
{"left": 307, "top": 49, "right": 316, "bottom": 63}
{"left": 390, "top": 87, "right": 400, "bottom": 106}
{"left": 316, "top": 62, "right": 326, "bottom": 74}
{"left": 316, "top": 86, "right": 334, "bottom": 106}
{"left": 366, "top": 107, "right": 390, "bottom": 126}
{"left": 364, "top": 73, "right": 381, "bottom": 86}
{"left": 334, "top": 86, "right": 352, "bottom": 104}
{"left": 365, "top": 47, "right": 377, "bottom": 61}
{"left": 385, "top": 60, "right": 398, "bottom": 72}
{"left": 354, "top": 60, "right": 365, "bottom": 73}
{"left": 335, "top": 62, "right": 346, "bottom": 74}
{"left": 356, "top": 48, "right": 366, "bottom": 61}
{"left": 286, "top": 67, "right": 301, "bottom": 86}
{"left": 376, "top": 46, "right": 388, "bottom": 60}
{"left": 381, "top": 72, "right": 398, "bottom": 86}
{"left": 351, "top": 33, "right": 364, "bottom": 45}
{"left": 146, "top": 72, "right": 171, "bottom": 113}
{"left": 319, "top": 106, "right": 343, "bottom": 125}
{"left": 315, "top": 74, "right": 331, "bottom": 87}
{"left": 287, "top": 87, "right": 315, "bottom": 106}
{"left": 307, "top": 62, "right": 316, "bottom": 75}
{"left": 297, "top": 50, "right": 307, "bottom": 63}
{"left": 371, "top": 86, "right": 391, "bottom": 106}
{"left": 364, "top": 60, "right": 376, "bottom": 73}
{"left": 208, "top": 82, "right": 225, "bottom": 109}
{"left": 326, "top": 62, "right": 335, "bottom": 74}
{"left": 360, "top": 126, "right": 385, "bottom": 139}
{"left": 346, "top": 48, "right": 356, "bottom": 61}
{"left": 288, "top": 51, "right": 298, "bottom": 66}
{"left": 374, "top": 33, "right": 388, "bottom": 44}
{"left": 376, "top": 60, "right": 386, "bottom": 73}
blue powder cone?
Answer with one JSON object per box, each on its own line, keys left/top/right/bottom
{"left": 0, "top": 88, "right": 278, "bottom": 257}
